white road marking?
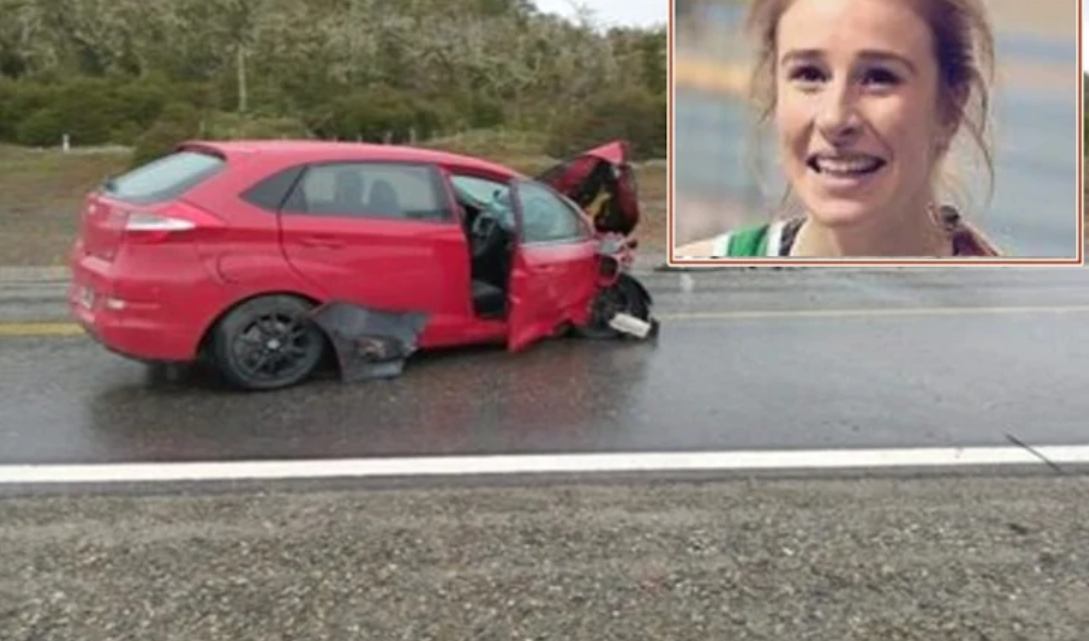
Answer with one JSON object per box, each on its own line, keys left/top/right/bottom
{"left": 658, "top": 304, "right": 1089, "bottom": 321}
{"left": 2, "top": 446, "right": 1088, "bottom": 485}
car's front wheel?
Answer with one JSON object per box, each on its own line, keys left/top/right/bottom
{"left": 573, "top": 274, "right": 652, "bottom": 340}
{"left": 209, "top": 295, "right": 327, "bottom": 391}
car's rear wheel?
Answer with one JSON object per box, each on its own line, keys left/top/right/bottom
{"left": 210, "top": 295, "right": 326, "bottom": 391}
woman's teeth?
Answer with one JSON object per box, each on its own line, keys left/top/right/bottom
{"left": 810, "top": 157, "right": 885, "bottom": 176}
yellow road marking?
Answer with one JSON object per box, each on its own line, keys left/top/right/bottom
{"left": 3, "top": 304, "right": 1089, "bottom": 338}
{"left": 0, "top": 322, "right": 86, "bottom": 337}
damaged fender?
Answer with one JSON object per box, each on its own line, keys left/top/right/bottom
{"left": 307, "top": 301, "right": 430, "bottom": 382}
{"left": 578, "top": 273, "right": 660, "bottom": 341}
{"left": 613, "top": 274, "right": 660, "bottom": 340}
{"left": 623, "top": 273, "right": 653, "bottom": 309}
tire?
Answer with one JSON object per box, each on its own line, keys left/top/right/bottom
{"left": 145, "top": 361, "right": 187, "bottom": 385}
{"left": 574, "top": 274, "right": 652, "bottom": 340}
{"left": 209, "top": 295, "right": 326, "bottom": 391}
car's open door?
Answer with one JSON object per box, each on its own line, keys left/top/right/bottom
{"left": 534, "top": 140, "right": 642, "bottom": 236}
{"left": 505, "top": 242, "right": 560, "bottom": 353}
{"left": 505, "top": 179, "right": 599, "bottom": 352}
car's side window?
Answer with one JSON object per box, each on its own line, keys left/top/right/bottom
{"left": 241, "top": 166, "right": 305, "bottom": 212}
{"left": 515, "top": 180, "right": 591, "bottom": 244}
{"left": 284, "top": 162, "right": 452, "bottom": 222}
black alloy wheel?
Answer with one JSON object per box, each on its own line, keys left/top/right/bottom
{"left": 211, "top": 295, "right": 326, "bottom": 391}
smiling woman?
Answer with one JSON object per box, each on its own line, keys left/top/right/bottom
{"left": 677, "top": 0, "right": 1003, "bottom": 258}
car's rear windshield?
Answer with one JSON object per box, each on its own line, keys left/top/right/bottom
{"left": 103, "top": 149, "right": 226, "bottom": 204}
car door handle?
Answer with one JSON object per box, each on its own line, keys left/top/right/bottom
{"left": 299, "top": 236, "right": 345, "bottom": 249}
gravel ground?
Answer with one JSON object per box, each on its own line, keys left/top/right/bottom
{"left": 2, "top": 475, "right": 1087, "bottom": 640}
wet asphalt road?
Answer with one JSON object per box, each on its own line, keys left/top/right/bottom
{"left": 2, "top": 268, "right": 1089, "bottom": 466}
{"left": 4, "top": 268, "right": 1089, "bottom": 641}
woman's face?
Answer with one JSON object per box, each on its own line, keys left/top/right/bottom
{"left": 774, "top": 0, "right": 949, "bottom": 229}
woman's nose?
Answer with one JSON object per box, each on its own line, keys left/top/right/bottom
{"left": 815, "top": 83, "right": 862, "bottom": 141}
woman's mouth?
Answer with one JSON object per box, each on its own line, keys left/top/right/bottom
{"left": 806, "top": 153, "right": 887, "bottom": 177}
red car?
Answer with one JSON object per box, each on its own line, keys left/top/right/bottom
{"left": 69, "top": 138, "right": 655, "bottom": 390}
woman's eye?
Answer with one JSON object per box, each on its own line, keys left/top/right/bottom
{"left": 863, "top": 68, "right": 901, "bottom": 86}
{"left": 787, "top": 65, "right": 826, "bottom": 84}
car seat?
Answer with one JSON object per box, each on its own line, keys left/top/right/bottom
{"left": 368, "top": 179, "right": 402, "bottom": 217}
{"left": 332, "top": 169, "right": 365, "bottom": 212}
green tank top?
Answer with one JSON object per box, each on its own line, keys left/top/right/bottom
{"left": 707, "top": 209, "right": 1000, "bottom": 257}
{"left": 709, "top": 220, "right": 794, "bottom": 257}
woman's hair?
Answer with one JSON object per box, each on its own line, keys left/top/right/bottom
{"left": 743, "top": 0, "right": 997, "bottom": 216}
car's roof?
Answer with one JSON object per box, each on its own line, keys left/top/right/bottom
{"left": 180, "top": 139, "right": 527, "bottom": 178}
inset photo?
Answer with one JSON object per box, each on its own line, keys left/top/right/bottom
{"left": 671, "top": 0, "right": 1081, "bottom": 263}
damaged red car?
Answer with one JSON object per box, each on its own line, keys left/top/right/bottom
{"left": 68, "top": 138, "right": 657, "bottom": 390}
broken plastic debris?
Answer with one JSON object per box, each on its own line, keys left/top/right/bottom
{"left": 609, "top": 312, "right": 653, "bottom": 339}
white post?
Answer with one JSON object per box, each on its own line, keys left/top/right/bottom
{"left": 62, "top": 134, "right": 70, "bottom": 153}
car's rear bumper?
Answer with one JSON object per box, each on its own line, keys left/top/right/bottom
{"left": 69, "top": 291, "right": 196, "bottom": 363}
{"left": 69, "top": 251, "right": 206, "bottom": 363}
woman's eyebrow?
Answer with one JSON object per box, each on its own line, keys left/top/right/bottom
{"left": 779, "top": 49, "right": 823, "bottom": 65}
{"left": 779, "top": 48, "right": 917, "bottom": 74}
{"left": 856, "top": 50, "right": 917, "bottom": 74}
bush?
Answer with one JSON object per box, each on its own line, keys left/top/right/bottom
{"left": 0, "top": 81, "right": 58, "bottom": 143}
{"left": 546, "top": 85, "right": 666, "bottom": 161}
{"left": 446, "top": 93, "right": 507, "bottom": 131}
{"left": 14, "top": 108, "right": 67, "bottom": 147}
{"left": 13, "top": 79, "right": 129, "bottom": 146}
{"left": 115, "top": 78, "right": 173, "bottom": 130}
{"left": 308, "top": 85, "right": 451, "bottom": 143}
{"left": 422, "top": 128, "right": 549, "bottom": 158}
{"left": 128, "top": 102, "right": 203, "bottom": 168}
{"left": 0, "top": 76, "right": 218, "bottom": 147}
{"left": 203, "top": 111, "right": 312, "bottom": 140}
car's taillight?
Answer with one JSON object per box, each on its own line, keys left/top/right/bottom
{"left": 120, "top": 202, "right": 224, "bottom": 243}
{"left": 124, "top": 212, "right": 197, "bottom": 232}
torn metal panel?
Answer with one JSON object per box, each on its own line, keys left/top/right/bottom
{"left": 307, "top": 301, "right": 430, "bottom": 383}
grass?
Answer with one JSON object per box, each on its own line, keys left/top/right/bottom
{"left": 0, "top": 144, "right": 133, "bottom": 266}
{"left": 0, "top": 137, "right": 667, "bottom": 267}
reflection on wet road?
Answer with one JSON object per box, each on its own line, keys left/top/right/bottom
{"left": 3, "top": 269, "right": 1089, "bottom": 465}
